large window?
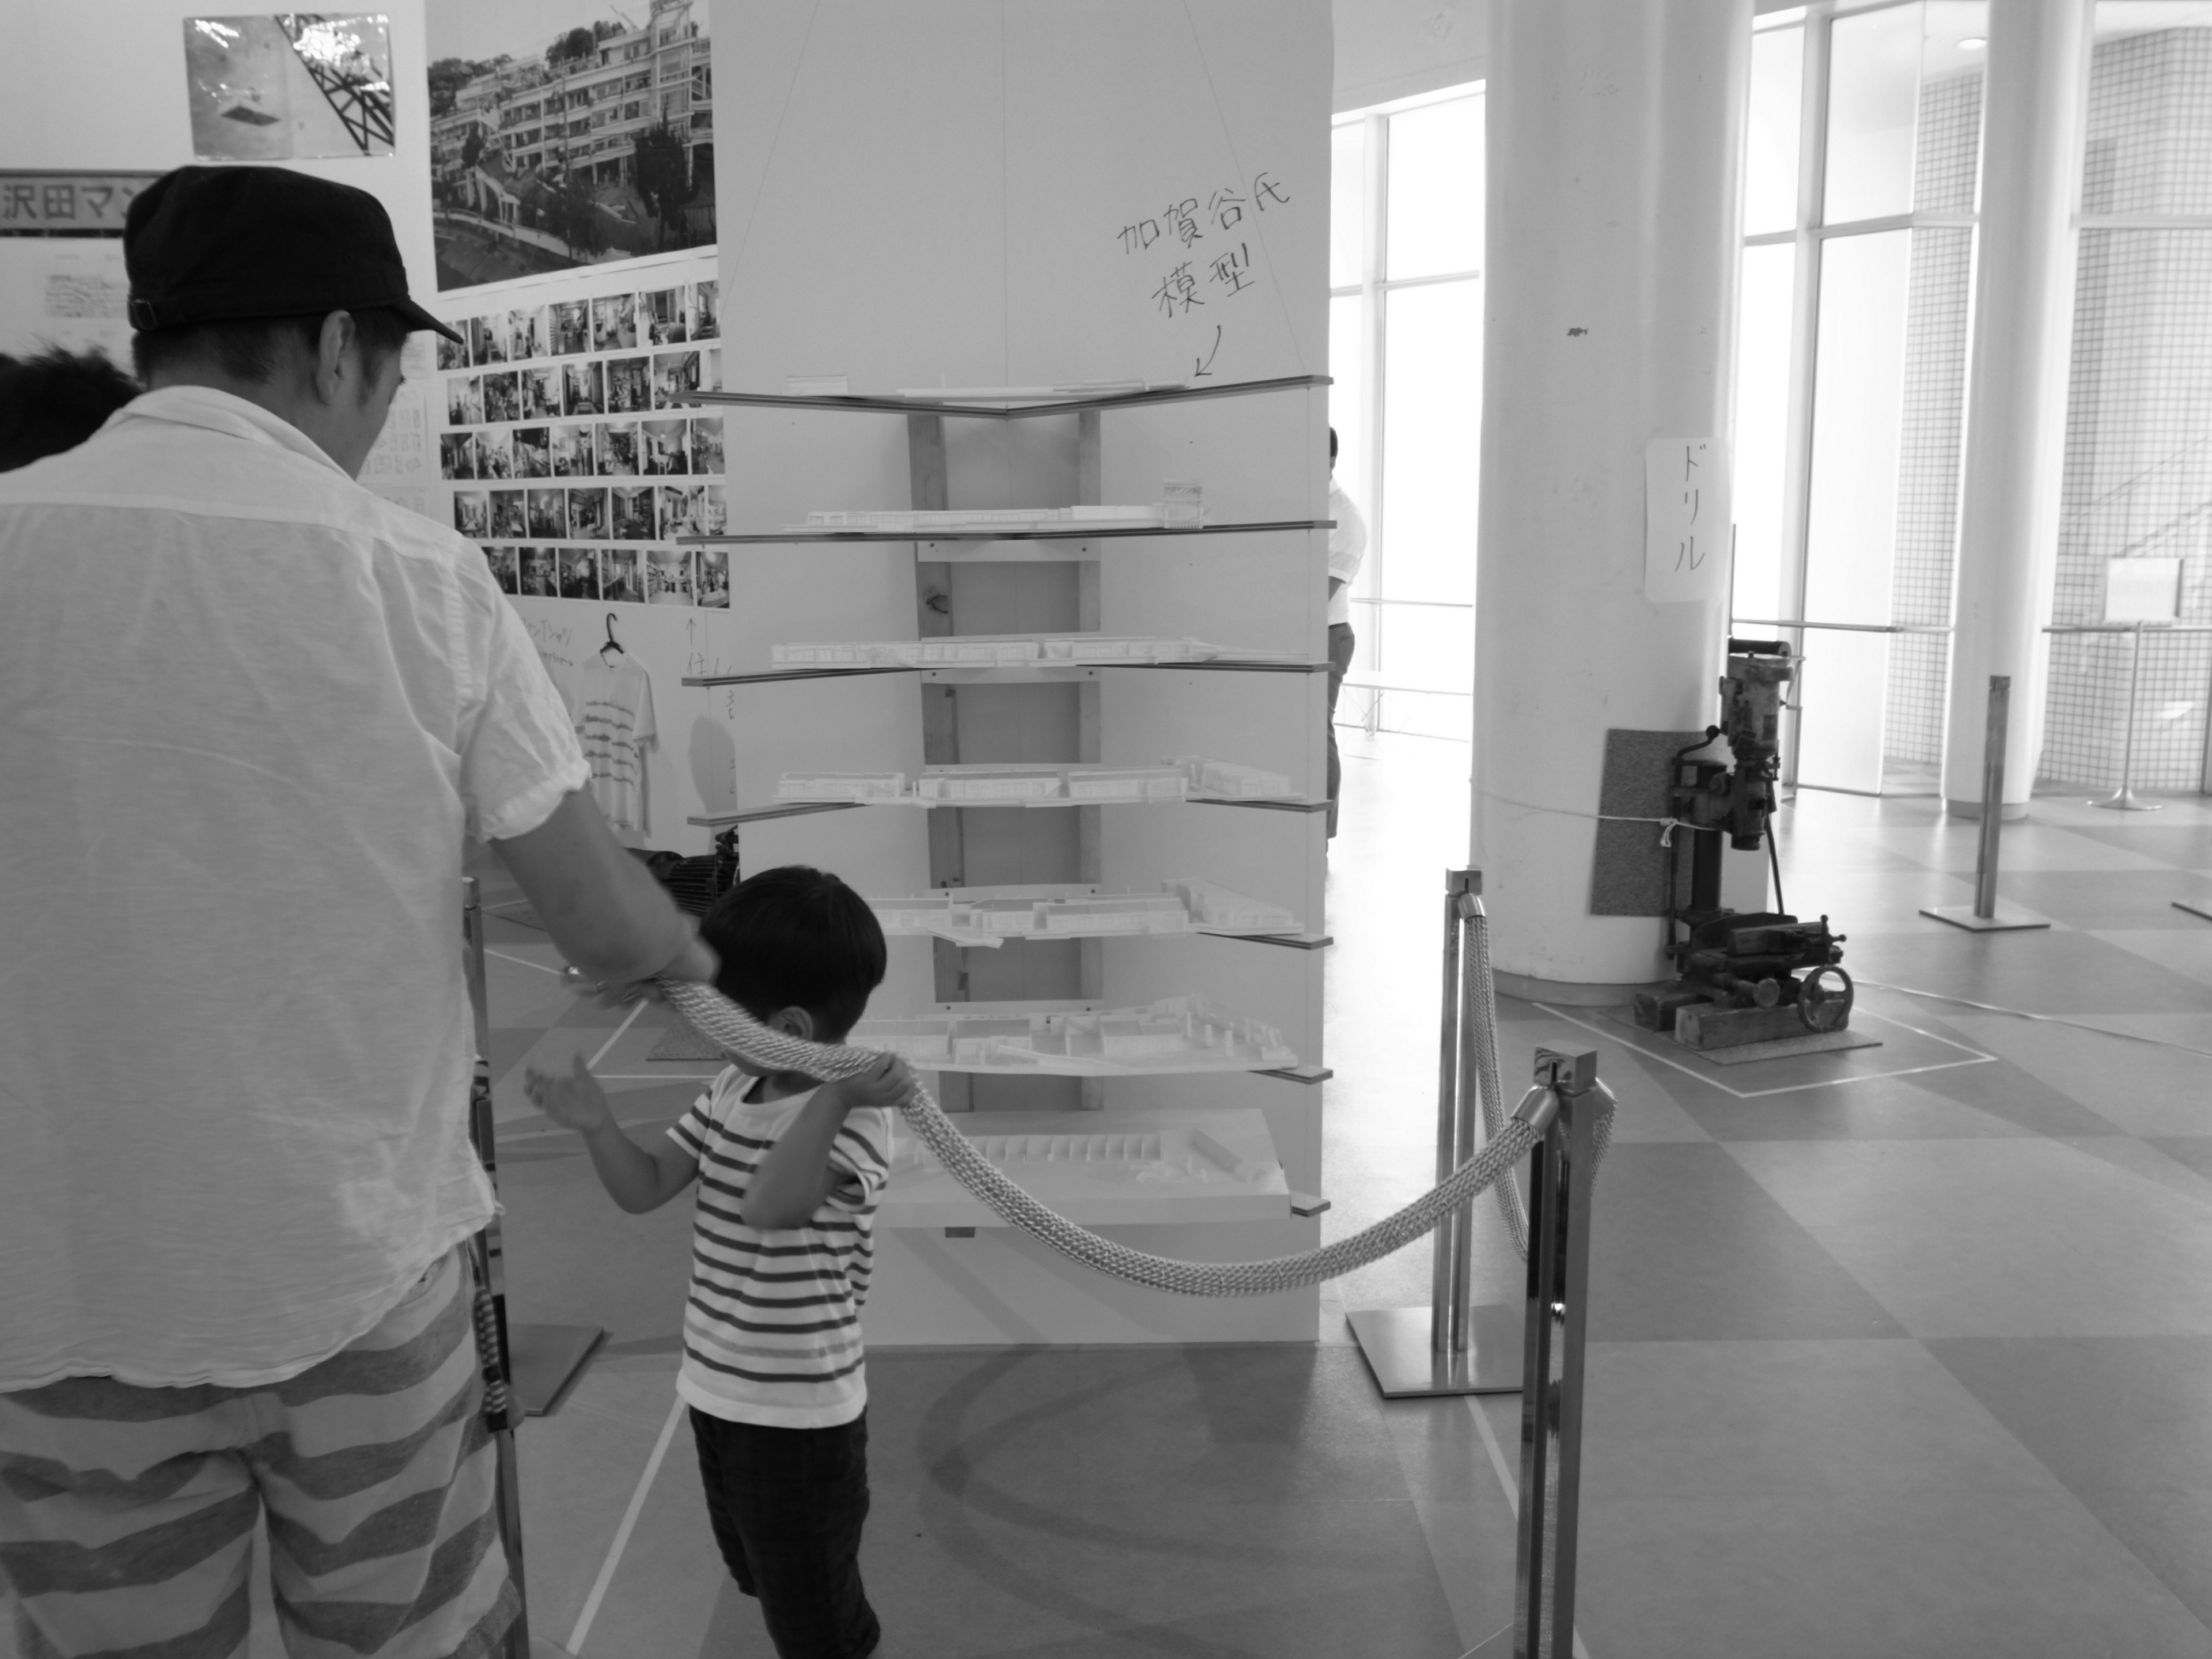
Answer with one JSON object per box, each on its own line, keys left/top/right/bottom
{"left": 1330, "top": 86, "right": 1483, "bottom": 743}
{"left": 1736, "top": 0, "right": 2212, "bottom": 796}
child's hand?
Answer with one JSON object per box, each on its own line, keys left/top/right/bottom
{"left": 524, "top": 1053, "right": 615, "bottom": 1134}
{"left": 832, "top": 1054, "right": 917, "bottom": 1111}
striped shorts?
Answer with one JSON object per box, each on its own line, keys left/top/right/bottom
{"left": 0, "top": 1248, "right": 518, "bottom": 1659}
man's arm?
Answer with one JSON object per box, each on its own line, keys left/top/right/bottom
{"left": 493, "top": 789, "right": 716, "bottom": 986}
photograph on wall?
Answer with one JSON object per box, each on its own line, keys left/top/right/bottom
{"left": 483, "top": 369, "right": 520, "bottom": 423}
{"left": 437, "top": 331, "right": 468, "bottom": 371}
{"left": 550, "top": 423, "right": 591, "bottom": 476}
{"left": 596, "top": 420, "right": 638, "bottom": 475}
{"left": 490, "top": 488, "right": 527, "bottom": 539}
{"left": 440, "top": 432, "right": 475, "bottom": 479}
{"left": 650, "top": 349, "right": 698, "bottom": 408}
{"left": 447, "top": 376, "right": 482, "bottom": 426}
{"left": 519, "top": 547, "right": 558, "bottom": 596}
{"left": 688, "top": 280, "right": 717, "bottom": 340}
{"left": 185, "top": 14, "right": 395, "bottom": 161}
{"left": 560, "top": 546, "right": 600, "bottom": 598}
{"left": 695, "top": 482, "right": 725, "bottom": 535}
{"left": 567, "top": 486, "right": 609, "bottom": 538}
{"left": 470, "top": 314, "right": 508, "bottom": 364}
{"left": 590, "top": 294, "right": 637, "bottom": 351}
{"left": 427, "top": 0, "right": 714, "bottom": 292}
{"left": 511, "top": 305, "right": 551, "bottom": 359}
{"left": 646, "top": 546, "right": 694, "bottom": 605}
{"left": 514, "top": 425, "right": 551, "bottom": 477}
{"left": 527, "top": 487, "right": 568, "bottom": 539}
{"left": 483, "top": 544, "right": 518, "bottom": 593}
{"left": 657, "top": 484, "right": 697, "bottom": 539}
{"left": 640, "top": 418, "right": 687, "bottom": 475}
{"left": 600, "top": 546, "right": 642, "bottom": 602}
{"left": 696, "top": 546, "right": 728, "bottom": 608}
{"left": 688, "top": 416, "right": 722, "bottom": 474}
{"left": 610, "top": 484, "right": 654, "bottom": 540}
{"left": 522, "top": 366, "right": 560, "bottom": 419}
{"left": 478, "top": 428, "right": 513, "bottom": 480}
{"left": 561, "top": 358, "right": 603, "bottom": 415}
{"left": 604, "top": 355, "right": 649, "bottom": 413}
{"left": 550, "top": 300, "right": 589, "bottom": 355}
{"left": 641, "top": 286, "right": 685, "bottom": 344}
{"left": 453, "top": 490, "right": 488, "bottom": 538}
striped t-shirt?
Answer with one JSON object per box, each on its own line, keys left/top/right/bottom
{"left": 668, "top": 1068, "right": 893, "bottom": 1429}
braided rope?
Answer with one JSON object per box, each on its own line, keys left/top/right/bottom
{"left": 653, "top": 976, "right": 1586, "bottom": 1297}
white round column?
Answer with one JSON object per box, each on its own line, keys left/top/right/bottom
{"left": 1941, "top": 0, "right": 2093, "bottom": 818}
{"left": 1472, "top": 0, "right": 1752, "bottom": 991}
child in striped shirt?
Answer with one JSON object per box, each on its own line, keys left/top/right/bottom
{"left": 525, "top": 865, "right": 912, "bottom": 1659}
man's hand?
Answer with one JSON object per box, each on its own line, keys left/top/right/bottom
{"left": 524, "top": 1053, "right": 616, "bottom": 1134}
{"left": 563, "top": 932, "right": 719, "bottom": 1009}
{"left": 829, "top": 1053, "right": 916, "bottom": 1111}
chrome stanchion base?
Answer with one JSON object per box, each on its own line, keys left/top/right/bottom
{"left": 1347, "top": 1304, "right": 1523, "bottom": 1397}
{"left": 509, "top": 1323, "right": 604, "bottom": 1416}
{"left": 2092, "top": 786, "right": 2162, "bottom": 811}
{"left": 1919, "top": 903, "right": 2052, "bottom": 933}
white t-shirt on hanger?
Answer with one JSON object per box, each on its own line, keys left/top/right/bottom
{"left": 570, "top": 653, "right": 657, "bottom": 833}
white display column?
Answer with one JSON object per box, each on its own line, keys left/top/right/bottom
{"left": 1941, "top": 0, "right": 2093, "bottom": 819}
{"left": 1471, "top": 0, "right": 1751, "bottom": 990}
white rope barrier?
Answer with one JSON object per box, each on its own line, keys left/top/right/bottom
{"left": 650, "top": 953, "right": 1608, "bottom": 1297}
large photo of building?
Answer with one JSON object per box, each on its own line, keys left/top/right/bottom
{"left": 426, "top": 0, "right": 712, "bottom": 290}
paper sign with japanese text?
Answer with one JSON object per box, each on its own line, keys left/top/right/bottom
{"left": 1644, "top": 437, "right": 1729, "bottom": 605}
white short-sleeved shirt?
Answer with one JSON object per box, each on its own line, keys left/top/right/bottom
{"left": 0, "top": 387, "right": 589, "bottom": 1391}
{"left": 669, "top": 1070, "right": 893, "bottom": 1429}
{"left": 1327, "top": 479, "right": 1369, "bottom": 627}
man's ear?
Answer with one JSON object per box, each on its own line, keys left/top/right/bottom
{"left": 770, "top": 1006, "right": 817, "bottom": 1043}
{"left": 313, "top": 309, "right": 356, "bottom": 403}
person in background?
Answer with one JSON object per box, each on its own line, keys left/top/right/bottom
{"left": 0, "top": 165, "right": 716, "bottom": 1659}
{"left": 0, "top": 346, "right": 141, "bottom": 470}
{"left": 1326, "top": 426, "right": 1370, "bottom": 841}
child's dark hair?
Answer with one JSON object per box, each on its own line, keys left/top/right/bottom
{"left": 699, "top": 866, "right": 886, "bottom": 1041}
{"left": 0, "top": 347, "right": 141, "bottom": 472}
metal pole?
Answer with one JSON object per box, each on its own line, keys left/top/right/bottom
{"left": 1922, "top": 676, "right": 2049, "bottom": 931}
{"left": 2093, "top": 621, "right": 2161, "bottom": 811}
{"left": 1430, "top": 870, "right": 1474, "bottom": 1354}
{"left": 1974, "top": 676, "right": 2010, "bottom": 918}
{"left": 1348, "top": 870, "right": 1523, "bottom": 1395}
{"left": 463, "top": 879, "right": 532, "bottom": 1659}
{"left": 1514, "top": 1050, "right": 1603, "bottom": 1659}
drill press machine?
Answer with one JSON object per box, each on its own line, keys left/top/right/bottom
{"left": 1631, "top": 639, "right": 1853, "bottom": 1051}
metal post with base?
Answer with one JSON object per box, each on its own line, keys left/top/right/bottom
{"left": 463, "top": 880, "right": 607, "bottom": 1414}
{"left": 1513, "top": 1049, "right": 1607, "bottom": 1659}
{"left": 1347, "top": 869, "right": 1524, "bottom": 1396}
{"left": 1922, "top": 676, "right": 2051, "bottom": 933}
{"left": 2093, "top": 622, "right": 2162, "bottom": 812}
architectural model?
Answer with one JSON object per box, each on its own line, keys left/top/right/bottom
{"left": 769, "top": 634, "right": 1277, "bottom": 668}
{"left": 888, "top": 1123, "right": 1274, "bottom": 1187}
{"left": 848, "top": 994, "right": 1298, "bottom": 1073}
{"left": 793, "top": 505, "right": 1177, "bottom": 533}
{"left": 869, "top": 880, "right": 1296, "bottom": 945}
{"left": 775, "top": 757, "right": 1294, "bottom": 805}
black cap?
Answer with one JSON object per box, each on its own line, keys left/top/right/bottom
{"left": 124, "top": 165, "right": 463, "bottom": 346}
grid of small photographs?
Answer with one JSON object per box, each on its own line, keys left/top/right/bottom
{"left": 439, "top": 280, "right": 728, "bottom": 605}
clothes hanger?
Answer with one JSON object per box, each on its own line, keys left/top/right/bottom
{"left": 601, "top": 612, "right": 624, "bottom": 662}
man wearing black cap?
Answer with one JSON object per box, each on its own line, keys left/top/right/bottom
{"left": 0, "top": 166, "right": 712, "bottom": 1658}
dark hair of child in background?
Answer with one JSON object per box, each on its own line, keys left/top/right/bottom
{"left": 0, "top": 347, "right": 142, "bottom": 472}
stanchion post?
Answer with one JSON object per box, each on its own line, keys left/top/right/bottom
{"left": 463, "top": 879, "right": 533, "bottom": 1659}
{"left": 1921, "top": 676, "right": 2050, "bottom": 932}
{"left": 1513, "top": 1050, "right": 1602, "bottom": 1659}
{"left": 1347, "top": 870, "right": 1524, "bottom": 1396}
{"left": 1430, "top": 870, "right": 1476, "bottom": 1356}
